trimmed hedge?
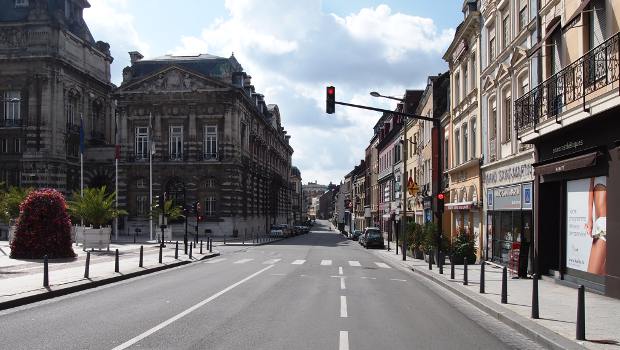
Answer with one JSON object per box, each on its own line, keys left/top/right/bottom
{"left": 10, "top": 188, "right": 76, "bottom": 259}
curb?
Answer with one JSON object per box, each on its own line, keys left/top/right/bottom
{"left": 0, "top": 252, "right": 220, "bottom": 311}
{"left": 383, "top": 254, "right": 586, "bottom": 350}
{"left": 223, "top": 238, "right": 286, "bottom": 246}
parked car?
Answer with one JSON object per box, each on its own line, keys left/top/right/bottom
{"left": 270, "top": 226, "right": 284, "bottom": 237}
{"left": 362, "top": 227, "right": 384, "bottom": 249}
{"left": 349, "top": 230, "right": 362, "bottom": 241}
{"left": 358, "top": 232, "right": 366, "bottom": 246}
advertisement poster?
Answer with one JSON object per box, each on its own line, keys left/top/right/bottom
{"left": 566, "top": 177, "right": 607, "bottom": 275}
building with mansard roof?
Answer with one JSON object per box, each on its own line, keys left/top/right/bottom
{"left": 115, "top": 52, "right": 294, "bottom": 238}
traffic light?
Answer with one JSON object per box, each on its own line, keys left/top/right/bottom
{"left": 436, "top": 192, "right": 445, "bottom": 213}
{"left": 157, "top": 194, "right": 164, "bottom": 208}
{"left": 326, "top": 86, "right": 335, "bottom": 114}
{"left": 192, "top": 201, "right": 199, "bottom": 214}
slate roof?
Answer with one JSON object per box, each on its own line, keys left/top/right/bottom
{"left": 128, "top": 54, "right": 243, "bottom": 81}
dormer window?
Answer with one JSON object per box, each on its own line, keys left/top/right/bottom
{"left": 15, "top": 0, "right": 28, "bottom": 7}
{"left": 65, "top": 0, "right": 74, "bottom": 19}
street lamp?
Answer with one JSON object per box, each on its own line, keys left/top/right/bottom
{"left": 369, "top": 91, "right": 404, "bottom": 102}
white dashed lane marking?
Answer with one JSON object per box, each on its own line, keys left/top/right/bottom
{"left": 339, "top": 331, "right": 349, "bottom": 350}
{"left": 375, "top": 262, "right": 391, "bottom": 268}
{"left": 291, "top": 260, "right": 306, "bottom": 265}
{"left": 263, "top": 259, "right": 281, "bottom": 265}
{"left": 320, "top": 259, "right": 332, "bottom": 266}
{"left": 340, "top": 296, "right": 348, "bottom": 318}
{"left": 348, "top": 261, "right": 361, "bottom": 267}
{"left": 205, "top": 258, "right": 226, "bottom": 264}
{"left": 233, "top": 259, "right": 253, "bottom": 264}
{"left": 339, "top": 267, "right": 343, "bottom": 275}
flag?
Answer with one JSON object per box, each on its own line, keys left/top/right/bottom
{"left": 149, "top": 112, "right": 156, "bottom": 155}
{"left": 79, "top": 115, "right": 85, "bottom": 154}
{"left": 114, "top": 111, "right": 120, "bottom": 160}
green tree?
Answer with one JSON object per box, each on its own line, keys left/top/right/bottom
{"left": 150, "top": 199, "right": 184, "bottom": 221}
{"left": 0, "top": 186, "right": 33, "bottom": 224}
{"left": 67, "top": 186, "right": 127, "bottom": 228}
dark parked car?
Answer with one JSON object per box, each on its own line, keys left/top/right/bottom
{"left": 349, "top": 230, "right": 362, "bottom": 241}
{"left": 362, "top": 227, "right": 384, "bottom": 249}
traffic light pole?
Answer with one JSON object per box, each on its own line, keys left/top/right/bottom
{"left": 330, "top": 98, "right": 444, "bottom": 262}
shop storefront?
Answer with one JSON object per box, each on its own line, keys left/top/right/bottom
{"left": 531, "top": 108, "right": 619, "bottom": 297}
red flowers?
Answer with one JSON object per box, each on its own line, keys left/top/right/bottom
{"left": 10, "top": 189, "right": 76, "bottom": 259}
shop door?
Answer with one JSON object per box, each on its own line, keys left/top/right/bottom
{"left": 539, "top": 182, "right": 562, "bottom": 274}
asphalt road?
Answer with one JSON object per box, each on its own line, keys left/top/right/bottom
{"left": 0, "top": 220, "right": 544, "bottom": 350}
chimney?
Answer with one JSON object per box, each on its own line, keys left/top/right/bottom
{"left": 128, "top": 51, "right": 144, "bottom": 64}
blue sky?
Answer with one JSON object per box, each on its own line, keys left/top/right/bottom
{"left": 85, "top": 0, "right": 463, "bottom": 185}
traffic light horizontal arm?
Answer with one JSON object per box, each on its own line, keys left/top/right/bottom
{"left": 334, "top": 101, "right": 439, "bottom": 125}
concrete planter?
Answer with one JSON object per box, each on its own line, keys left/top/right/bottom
{"left": 81, "top": 226, "right": 111, "bottom": 251}
{"left": 8, "top": 225, "right": 17, "bottom": 243}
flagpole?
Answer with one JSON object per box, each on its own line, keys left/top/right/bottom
{"left": 149, "top": 112, "right": 153, "bottom": 241}
{"left": 80, "top": 114, "right": 84, "bottom": 227}
{"left": 114, "top": 105, "right": 119, "bottom": 241}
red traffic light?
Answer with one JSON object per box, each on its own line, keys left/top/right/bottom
{"left": 326, "top": 86, "right": 335, "bottom": 114}
{"left": 327, "top": 87, "right": 335, "bottom": 95}
{"left": 437, "top": 193, "right": 445, "bottom": 200}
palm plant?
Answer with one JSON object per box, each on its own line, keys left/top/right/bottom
{"left": 0, "top": 186, "right": 33, "bottom": 224}
{"left": 150, "top": 199, "right": 184, "bottom": 221}
{"left": 67, "top": 186, "right": 127, "bottom": 228}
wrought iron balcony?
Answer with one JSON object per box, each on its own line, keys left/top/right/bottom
{"left": 515, "top": 32, "right": 620, "bottom": 135}
{"left": 0, "top": 118, "right": 25, "bottom": 128}
{"left": 201, "top": 152, "right": 219, "bottom": 161}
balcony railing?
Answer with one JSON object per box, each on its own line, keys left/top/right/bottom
{"left": 0, "top": 118, "right": 25, "bottom": 128}
{"left": 515, "top": 32, "right": 620, "bottom": 134}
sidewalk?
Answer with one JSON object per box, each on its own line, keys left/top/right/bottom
{"left": 372, "top": 246, "right": 619, "bottom": 350}
{"left": 0, "top": 240, "right": 219, "bottom": 310}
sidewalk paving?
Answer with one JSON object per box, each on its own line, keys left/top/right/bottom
{"left": 0, "top": 240, "right": 219, "bottom": 310}
{"left": 371, "top": 246, "right": 619, "bottom": 350}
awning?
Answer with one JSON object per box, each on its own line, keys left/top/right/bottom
{"left": 445, "top": 201, "right": 474, "bottom": 210}
{"left": 562, "top": 0, "right": 592, "bottom": 32}
{"left": 533, "top": 151, "right": 598, "bottom": 176}
{"left": 528, "top": 20, "right": 560, "bottom": 57}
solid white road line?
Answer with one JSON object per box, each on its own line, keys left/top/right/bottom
{"left": 375, "top": 262, "right": 391, "bottom": 268}
{"left": 111, "top": 265, "right": 274, "bottom": 350}
{"left": 348, "top": 261, "right": 361, "bottom": 267}
{"left": 339, "top": 266, "right": 343, "bottom": 275}
{"left": 390, "top": 278, "right": 407, "bottom": 282}
{"left": 340, "top": 296, "right": 348, "bottom": 318}
{"left": 320, "top": 259, "right": 332, "bottom": 266}
{"left": 262, "top": 258, "right": 281, "bottom": 265}
{"left": 233, "top": 259, "right": 253, "bottom": 264}
{"left": 205, "top": 258, "right": 226, "bottom": 264}
{"left": 360, "top": 277, "right": 376, "bottom": 280}
{"left": 291, "top": 259, "right": 305, "bottom": 265}
{"left": 341, "top": 277, "right": 346, "bottom": 290}
{"left": 271, "top": 273, "right": 286, "bottom": 276}
{"left": 339, "top": 331, "right": 349, "bottom": 350}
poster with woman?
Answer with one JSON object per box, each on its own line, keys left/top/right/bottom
{"left": 566, "top": 177, "right": 607, "bottom": 276}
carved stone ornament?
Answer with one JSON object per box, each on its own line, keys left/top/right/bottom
{"left": 0, "top": 28, "right": 27, "bottom": 48}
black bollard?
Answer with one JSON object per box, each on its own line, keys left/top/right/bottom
{"left": 209, "top": 238, "right": 213, "bottom": 253}
{"left": 159, "top": 244, "right": 163, "bottom": 263}
{"left": 224, "top": 235, "right": 226, "bottom": 245}
{"left": 189, "top": 243, "right": 193, "bottom": 259}
{"left": 175, "top": 241, "right": 179, "bottom": 259}
{"left": 576, "top": 285, "right": 585, "bottom": 340}
{"left": 115, "top": 249, "right": 119, "bottom": 273}
{"left": 43, "top": 255, "right": 49, "bottom": 287}
{"left": 193, "top": 241, "right": 196, "bottom": 249}
{"left": 501, "top": 266, "right": 508, "bottom": 304}
{"left": 463, "top": 257, "right": 468, "bottom": 285}
{"left": 479, "top": 261, "right": 485, "bottom": 293}
{"left": 428, "top": 253, "right": 432, "bottom": 270}
{"left": 139, "top": 245, "right": 143, "bottom": 267}
{"left": 84, "top": 251, "right": 90, "bottom": 278}
{"left": 450, "top": 255, "right": 455, "bottom": 280}
{"left": 532, "top": 273, "right": 539, "bottom": 319}
{"left": 200, "top": 240, "right": 203, "bottom": 254}
{"left": 439, "top": 251, "right": 443, "bottom": 274}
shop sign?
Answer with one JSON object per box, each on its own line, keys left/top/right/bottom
{"left": 493, "top": 185, "right": 522, "bottom": 210}
{"left": 522, "top": 183, "right": 533, "bottom": 209}
{"left": 486, "top": 189, "right": 494, "bottom": 210}
{"left": 484, "top": 159, "right": 534, "bottom": 188}
{"left": 423, "top": 197, "right": 432, "bottom": 209}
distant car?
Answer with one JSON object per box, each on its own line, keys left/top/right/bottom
{"left": 349, "top": 230, "right": 362, "bottom": 241}
{"left": 270, "top": 227, "right": 284, "bottom": 237}
{"left": 362, "top": 227, "right": 384, "bottom": 249}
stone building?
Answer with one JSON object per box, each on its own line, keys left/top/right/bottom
{"left": 115, "top": 52, "right": 293, "bottom": 238}
{"left": 302, "top": 180, "right": 327, "bottom": 219}
{"left": 290, "top": 166, "right": 303, "bottom": 224}
{"left": 0, "top": 0, "right": 114, "bottom": 192}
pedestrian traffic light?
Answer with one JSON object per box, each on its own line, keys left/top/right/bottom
{"left": 326, "top": 86, "right": 335, "bottom": 114}
{"left": 436, "top": 192, "right": 445, "bottom": 213}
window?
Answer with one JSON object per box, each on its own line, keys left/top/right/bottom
{"left": 454, "top": 130, "right": 460, "bottom": 165}
{"left": 136, "top": 178, "right": 146, "bottom": 189}
{"left": 14, "top": 138, "right": 21, "bottom": 153}
{"left": 205, "top": 178, "right": 216, "bottom": 188}
{"left": 136, "top": 195, "right": 148, "bottom": 216}
{"left": 444, "top": 139, "right": 449, "bottom": 169}
{"left": 204, "top": 125, "right": 218, "bottom": 160}
{"left": 14, "top": 0, "right": 28, "bottom": 7}
{"left": 462, "top": 123, "right": 469, "bottom": 162}
{"left": 4, "top": 91, "right": 21, "bottom": 121}
{"left": 205, "top": 196, "right": 216, "bottom": 216}
{"left": 587, "top": 0, "right": 607, "bottom": 50}
{"left": 1, "top": 139, "right": 7, "bottom": 153}
{"left": 502, "top": 15, "right": 510, "bottom": 50}
{"left": 490, "top": 104, "right": 497, "bottom": 140}
{"left": 64, "top": 0, "right": 73, "bottom": 18}
{"left": 454, "top": 72, "right": 460, "bottom": 103}
{"left": 489, "top": 25, "right": 496, "bottom": 62}
{"left": 519, "top": 5, "right": 528, "bottom": 32}
{"left": 135, "top": 127, "right": 149, "bottom": 160}
{"left": 169, "top": 126, "right": 183, "bottom": 160}
{"left": 463, "top": 65, "right": 469, "bottom": 95}
{"left": 470, "top": 55, "right": 476, "bottom": 90}
{"left": 504, "top": 96, "right": 512, "bottom": 142}
{"left": 470, "top": 119, "right": 477, "bottom": 157}
{"left": 65, "top": 94, "right": 78, "bottom": 126}
{"left": 241, "top": 122, "right": 248, "bottom": 150}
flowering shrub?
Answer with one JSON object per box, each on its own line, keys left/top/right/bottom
{"left": 10, "top": 188, "right": 76, "bottom": 259}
